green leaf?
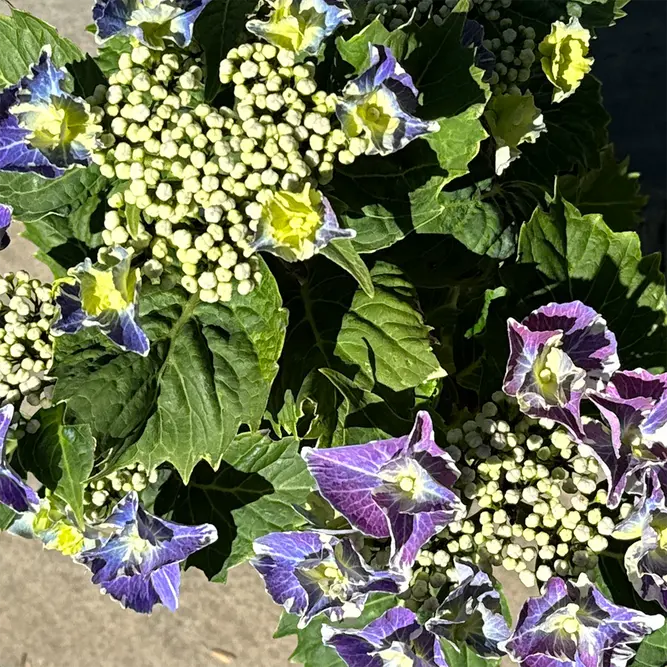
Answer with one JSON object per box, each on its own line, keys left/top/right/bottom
{"left": 557, "top": 145, "right": 648, "bottom": 232}
{"left": 55, "top": 260, "right": 288, "bottom": 482}
{"left": 631, "top": 625, "right": 667, "bottom": 667}
{"left": 0, "top": 10, "right": 83, "bottom": 89}
{"left": 465, "top": 287, "right": 507, "bottom": 338}
{"left": 0, "top": 503, "right": 17, "bottom": 531}
{"left": 320, "top": 239, "right": 374, "bottom": 297}
{"left": 274, "top": 595, "right": 398, "bottom": 667}
{"left": 17, "top": 405, "right": 95, "bottom": 527}
{"left": 194, "top": 0, "right": 256, "bottom": 101}
{"left": 440, "top": 641, "right": 501, "bottom": 667}
{"left": 0, "top": 167, "right": 107, "bottom": 275}
{"left": 68, "top": 54, "right": 107, "bottom": 98}
{"left": 125, "top": 203, "right": 142, "bottom": 240}
{"left": 96, "top": 35, "right": 133, "bottom": 77}
{"left": 335, "top": 262, "right": 445, "bottom": 392}
{"left": 155, "top": 432, "right": 312, "bottom": 582}
{"left": 336, "top": 19, "right": 415, "bottom": 74}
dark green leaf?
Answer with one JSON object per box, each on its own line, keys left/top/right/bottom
{"left": 335, "top": 262, "right": 445, "bottom": 392}
{"left": 194, "top": 0, "right": 255, "bottom": 101}
{"left": 68, "top": 55, "right": 107, "bottom": 98}
{"left": 320, "top": 239, "right": 374, "bottom": 297}
{"left": 96, "top": 36, "right": 132, "bottom": 77}
{"left": 631, "top": 625, "right": 667, "bottom": 667}
{"left": 18, "top": 404, "right": 95, "bottom": 527}
{"left": 0, "top": 10, "right": 83, "bottom": 89}
{"left": 440, "top": 641, "right": 501, "bottom": 667}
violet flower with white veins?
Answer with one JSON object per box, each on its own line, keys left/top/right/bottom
{"left": 251, "top": 531, "right": 405, "bottom": 627}
{"left": 503, "top": 301, "right": 619, "bottom": 437}
{"left": 499, "top": 574, "right": 664, "bottom": 667}
{"left": 302, "top": 411, "right": 464, "bottom": 571}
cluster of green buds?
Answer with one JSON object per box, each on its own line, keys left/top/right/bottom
{"left": 83, "top": 463, "right": 158, "bottom": 523}
{"left": 0, "top": 272, "right": 55, "bottom": 438}
{"left": 437, "top": 392, "right": 623, "bottom": 589}
{"left": 484, "top": 22, "right": 538, "bottom": 95}
{"left": 93, "top": 46, "right": 262, "bottom": 303}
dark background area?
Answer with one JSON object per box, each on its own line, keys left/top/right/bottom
{"left": 595, "top": 0, "right": 667, "bottom": 257}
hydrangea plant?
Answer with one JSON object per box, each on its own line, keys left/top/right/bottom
{"left": 0, "top": 1, "right": 665, "bottom": 665}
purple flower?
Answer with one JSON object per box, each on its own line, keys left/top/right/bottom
{"left": 336, "top": 45, "right": 439, "bottom": 156}
{"left": 498, "top": 574, "right": 664, "bottom": 667}
{"left": 0, "top": 49, "right": 101, "bottom": 177}
{"left": 51, "top": 247, "right": 150, "bottom": 356}
{"left": 302, "top": 412, "right": 464, "bottom": 570}
{"left": 0, "top": 405, "right": 40, "bottom": 513}
{"left": 583, "top": 369, "right": 667, "bottom": 507}
{"left": 503, "top": 301, "right": 619, "bottom": 437}
{"left": 93, "top": 0, "right": 213, "bottom": 49}
{"left": 251, "top": 531, "right": 405, "bottom": 627}
{"left": 425, "top": 560, "right": 511, "bottom": 658}
{"left": 613, "top": 476, "right": 667, "bottom": 611}
{"left": 75, "top": 491, "right": 217, "bottom": 613}
{"left": 0, "top": 203, "right": 11, "bottom": 250}
{"left": 323, "top": 607, "right": 447, "bottom": 667}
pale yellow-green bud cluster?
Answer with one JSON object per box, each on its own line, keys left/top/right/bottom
{"left": 0, "top": 272, "right": 55, "bottom": 438}
{"left": 92, "top": 46, "right": 263, "bottom": 304}
{"left": 218, "top": 42, "right": 357, "bottom": 182}
{"left": 485, "top": 22, "right": 538, "bottom": 95}
{"left": 83, "top": 463, "right": 158, "bottom": 523}
{"left": 437, "top": 392, "right": 620, "bottom": 589}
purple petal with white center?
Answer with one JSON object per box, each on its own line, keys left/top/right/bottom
{"left": 426, "top": 560, "right": 511, "bottom": 657}
{"left": 76, "top": 491, "right": 217, "bottom": 613}
{"left": 106, "top": 307, "right": 150, "bottom": 357}
{"left": 93, "top": 0, "right": 213, "bottom": 48}
{"left": 252, "top": 531, "right": 404, "bottom": 627}
{"left": 0, "top": 203, "right": 11, "bottom": 250}
{"left": 322, "top": 607, "right": 447, "bottom": 667}
{"left": 336, "top": 44, "right": 438, "bottom": 156}
{"left": 302, "top": 412, "right": 463, "bottom": 570}
{"left": 0, "top": 405, "right": 40, "bottom": 512}
{"left": 499, "top": 575, "right": 664, "bottom": 667}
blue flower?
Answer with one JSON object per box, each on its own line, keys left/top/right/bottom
{"left": 0, "top": 49, "right": 101, "bottom": 177}
{"left": 51, "top": 247, "right": 150, "bottom": 356}
{"left": 426, "top": 560, "right": 511, "bottom": 658}
{"left": 336, "top": 44, "right": 439, "bottom": 156}
{"left": 75, "top": 491, "right": 217, "bottom": 613}
{"left": 323, "top": 606, "right": 447, "bottom": 667}
{"left": 93, "top": 0, "right": 213, "bottom": 49}
{"left": 302, "top": 412, "right": 464, "bottom": 570}
{"left": 252, "top": 531, "right": 405, "bottom": 627}
{"left": 247, "top": 0, "right": 354, "bottom": 59}
{"left": 0, "top": 203, "right": 11, "bottom": 250}
{"left": 499, "top": 574, "right": 664, "bottom": 667}
{"left": 0, "top": 405, "right": 40, "bottom": 513}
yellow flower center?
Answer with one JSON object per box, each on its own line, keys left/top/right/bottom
{"left": 260, "top": 0, "right": 324, "bottom": 54}
{"left": 80, "top": 268, "right": 132, "bottom": 316}
{"left": 127, "top": 527, "right": 151, "bottom": 560}
{"left": 377, "top": 645, "right": 414, "bottom": 667}
{"left": 309, "top": 561, "right": 349, "bottom": 599}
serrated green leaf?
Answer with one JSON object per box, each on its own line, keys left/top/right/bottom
{"left": 320, "top": 239, "right": 374, "bottom": 297}
{"left": 17, "top": 405, "right": 95, "bottom": 527}
{"left": 55, "top": 260, "right": 288, "bottom": 482}
{"left": 557, "top": 145, "right": 648, "bottom": 232}
{"left": 275, "top": 595, "right": 398, "bottom": 667}
{"left": 631, "top": 625, "right": 667, "bottom": 667}
{"left": 194, "top": 0, "right": 256, "bottom": 101}
{"left": 335, "top": 262, "right": 445, "bottom": 392}
{"left": 336, "top": 19, "right": 415, "bottom": 74}
{"left": 95, "top": 35, "right": 133, "bottom": 77}
{"left": 0, "top": 10, "right": 83, "bottom": 89}
{"left": 155, "top": 432, "right": 313, "bottom": 582}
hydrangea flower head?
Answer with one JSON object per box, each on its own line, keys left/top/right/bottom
{"left": 51, "top": 247, "right": 150, "bottom": 356}
{"left": 251, "top": 531, "right": 405, "bottom": 627}
{"left": 0, "top": 405, "right": 40, "bottom": 513}
{"left": 584, "top": 369, "right": 667, "bottom": 506}
{"left": 539, "top": 17, "right": 593, "bottom": 103}
{"left": 76, "top": 491, "right": 217, "bottom": 613}
{"left": 0, "top": 203, "right": 11, "bottom": 250}
{"left": 426, "top": 560, "right": 511, "bottom": 657}
{"left": 499, "top": 574, "right": 664, "bottom": 667}
{"left": 302, "top": 411, "right": 464, "bottom": 570}
{"left": 323, "top": 606, "right": 447, "bottom": 667}
{"left": 336, "top": 44, "right": 439, "bottom": 156}
{"left": 0, "top": 49, "right": 101, "bottom": 177}
{"left": 247, "top": 0, "right": 354, "bottom": 59}
{"left": 93, "top": 0, "right": 213, "bottom": 49}
{"left": 503, "top": 301, "right": 619, "bottom": 437}
{"left": 252, "top": 183, "right": 355, "bottom": 261}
